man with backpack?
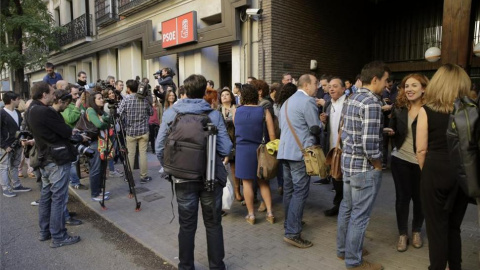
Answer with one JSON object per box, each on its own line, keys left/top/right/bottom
{"left": 155, "top": 74, "right": 232, "bottom": 270}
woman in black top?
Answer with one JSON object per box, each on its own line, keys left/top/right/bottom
{"left": 385, "top": 74, "right": 428, "bottom": 252}
{"left": 416, "top": 64, "right": 471, "bottom": 270}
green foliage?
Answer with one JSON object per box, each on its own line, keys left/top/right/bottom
{"left": 0, "top": 0, "right": 65, "bottom": 72}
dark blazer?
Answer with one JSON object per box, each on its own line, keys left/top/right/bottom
{"left": 388, "top": 106, "right": 418, "bottom": 152}
{"left": 0, "top": 108, "right": 22, "bottom": 149}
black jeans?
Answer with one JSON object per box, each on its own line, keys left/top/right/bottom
{"left": 390, "top": 156, "right": 424, "bottom": 235}
{"left": 332, "top": 177, "right": 343, "bottom": 206}
{"left": 149, "top": 124, "right": 159, "bottom": 153}
{"left": 175, "top": 182, "right": 225, "bottom": 270}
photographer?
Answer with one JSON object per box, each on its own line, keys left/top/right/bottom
{"left": 153, "top": 68, "right": 177, "bottom": 100}
{"left": 27, "top": 82, "right": 83, "bottom": 248}
{"left": 118, "top": 80, "right": 153, "bottom": 183}
{"left": 62, "top": 84, "right": 88, "bottom": 191}
{"left": 0, "top": 92, "right": 32, "bottom": 197}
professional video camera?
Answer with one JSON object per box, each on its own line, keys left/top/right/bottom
{"left": 96, "top": 80, "right": 115, "bottom": 91}
{"left": 136, "top": 82, "right": 151, "bottom": 99}
{"left": 70, "top": 133, "right": 95, "bottom": 158}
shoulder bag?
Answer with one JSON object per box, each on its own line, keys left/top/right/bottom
{"left": 285, "top": 100, "right": 328, "bottom": 178}
{"left": 257, "top": 109, "right": 278, "bottom": 180}
{"left": 75, "top": 112, "right": 100, "bottom": 140}
{"left": 325, "top": 119, "right": 343, "bottom": 180}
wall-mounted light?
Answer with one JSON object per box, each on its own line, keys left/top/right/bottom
{"left": 425, "top": 47, "right": 441, "bottom": 62}
{"left": 473, "top": 43, "right": 480, "bottom": 57}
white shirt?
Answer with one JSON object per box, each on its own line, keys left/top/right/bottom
{"left": 297, "top": 89, "right": 309, "bottom": 96}
{"left": 328, "top": 94, "right": 346, "bottom": 150}
{"left": 3, "top": 107, "right": 19, "bottom": 127}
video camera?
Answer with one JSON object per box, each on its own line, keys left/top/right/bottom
{"left": 97, "top": 80, "right": 115, "bottom": 91}
{"left": 70, "top": 133, "right": 95, "bottom": 158}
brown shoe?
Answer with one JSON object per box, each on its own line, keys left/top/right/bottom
{"left": 245, "top": 214, "right": 255, "bottom": 225}
{"left": 349, "top": 260, "right": 383, "bottom": 270}
{"left": 412, "top": 232, "right": 423, "bottom": 248}
{"left": 337, "top": 248, "right": 369, "bottom": 260}
{"left": 397, "top": 234, "right": 408, "bottom": 252}
{"left": 283, "top": 236, "right": 313, "bottom": 248}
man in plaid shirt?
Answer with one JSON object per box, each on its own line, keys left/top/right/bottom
{"left": 118, "top": 79, "right": 153, "bottom": 183}
{"left": 337, "top": 61, "right": 390, "bottom": 270}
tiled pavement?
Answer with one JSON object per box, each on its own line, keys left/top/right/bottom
{"left": 70, "top": 153, "right": 480, "bottom": 270}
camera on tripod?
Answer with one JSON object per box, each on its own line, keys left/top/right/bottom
{"left": 70, "top": 133, "right": 95, "bottom": 158}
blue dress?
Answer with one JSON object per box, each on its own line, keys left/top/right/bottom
{"left": 235, "top": 106, "right": 265, "bottom": 180}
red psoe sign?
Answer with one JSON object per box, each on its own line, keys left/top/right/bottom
{"left": 162, "top": 11, "right": 198, "bottom": 49}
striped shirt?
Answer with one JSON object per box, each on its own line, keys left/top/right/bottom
{"left": 341, "top": 88, "right": 383, "bottom": 177}
{"left": 118, "top": 94, "right": 153, "bottom": 137}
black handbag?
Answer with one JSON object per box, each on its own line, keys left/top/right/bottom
{"left": 75, "top": 113, "right": 100, "bottom": 140}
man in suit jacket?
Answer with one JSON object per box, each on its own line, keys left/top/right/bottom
{"left": 0, "top": 92, "right": 32, "bottom": 197}
{"left": 278, "top": 74, "right": 321, "bottom": 248}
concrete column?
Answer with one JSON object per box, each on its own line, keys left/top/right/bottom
{"left": 99, "top": 49, "right": 118, "bottom": 81}
{"left": 441, "top": 0, "right": 472, "bottom": 67}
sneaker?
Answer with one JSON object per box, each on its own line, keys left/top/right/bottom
{"left": 283, "top": 236, "right": 313, "bottom": 248}
{"left": 2, "top": 189, "right": 17, "bottom": 197}
{"left": 38, "top": 234, "right": 51, "bottom": 241}
{"left": 324, "top": 205, "right": 339, "bottom": 217}
{"left": 65, "top": 217, "right": 83, "bottom": 226}
{"left": 140, "top": 176, "right": 152, "bottom": 184}
{"left": 71, "top": 183, "right": 88, "bottom": 190}
{"left": 31, "top": 200, "right": 39, "bottom": 206}
{"left": 108, "top": 170, "right": 123, "bottom": 178}
{"left": 12, "top": 185, "right": 32, "bottom": 192}
{"left": 348, "top": 260, "right": 383, "bottom": 270}
{"left": 91, "top": 195, "right": 110, "bottom": 201}
{"left": 99, "top": 191, "right": 111, "bottom": 196}
{"left": 50, "top": 235, "right": 81, "bottom": 248}
{"left": 313, "top": 178, "right": 330, "bottom": 185}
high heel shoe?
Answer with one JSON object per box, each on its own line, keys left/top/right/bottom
{"left": 266, "top": 213, "right": 275, "bottom": 224}
{"left": 245, "top": 214, "right": 255, "bottom": 225}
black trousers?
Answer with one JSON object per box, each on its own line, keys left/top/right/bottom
{"left": 421, "top": 153, "right": 469, "bottom": 270}
{"left": 332, "top": 177, "right": 343, "bottom": 206}
{"left": 148, "top": 124, "right": 159, "bottom": 153}
{"left": 175, "top": 182, "right": 225, "bottom": 270}
{"left": 390, "top": 156, "right": 424, "bottom": 235}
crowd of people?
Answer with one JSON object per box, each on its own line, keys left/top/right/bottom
{"left": 0, "top": 60, "right": 478, "bottom": 270}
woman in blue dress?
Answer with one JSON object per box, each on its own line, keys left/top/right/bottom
{"left": 234, "top": 84, "right": 276, "bottom": 225}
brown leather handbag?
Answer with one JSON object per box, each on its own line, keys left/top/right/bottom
{"left": 257, "top": 110, "right": 278, "bottom": 180}
{"left": 285, "top": 100, "right": 328, "bottom": 179}
{"left": 326, "top": 120, "right": 343, "bottom": 180}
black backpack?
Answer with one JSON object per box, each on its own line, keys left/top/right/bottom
{"left": 163, "top": 112, "right": 211, "bottom": 181}
{"left": 446, "top": 96, "right": 480, "bottom": 197}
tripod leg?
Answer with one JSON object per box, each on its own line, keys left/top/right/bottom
{"left": 99, "top": 157, "right": 108, "bottom": 210}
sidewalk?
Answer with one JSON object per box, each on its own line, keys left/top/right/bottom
{"left": 70, "top": 153, "right": 480, "bottom": 270}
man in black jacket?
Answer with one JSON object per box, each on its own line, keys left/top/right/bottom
{"left": 0, "top": 92, "right": 32, "bottom": 197}
{"left": 27, "top": 82, "right": 82, "bottom": 248}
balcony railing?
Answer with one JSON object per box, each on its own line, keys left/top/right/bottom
{"left": 95, "top": 0, "right": 118, "bottom": 27}
{"left": 118, "top": 0, "right": 163, "bottom": 17}
{"left": 56, "top": 14, "right": 93, "bottom": 47}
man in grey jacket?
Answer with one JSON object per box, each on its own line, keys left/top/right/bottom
{"left": 155, "top": 74, "right": 232, "bottom": 270}
{"left": 277, "top": 74, "right": 321, "bottom": 248}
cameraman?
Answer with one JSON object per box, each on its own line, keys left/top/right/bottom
{"left": 62, "top": 83, "right": 88, "bottom": 190}
{"left": 0, "top": 92, "right": 32, "bottom": 197}
{"left": 153, "top": 68, "right": 177, "bottom": 100}
{"left": 27, "top": 82, "right": 84, "bottom": 248}
{"left": 118, "top": 80, "right": 153, "bottom": 183}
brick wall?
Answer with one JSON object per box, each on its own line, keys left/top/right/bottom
{"left": 259, "top": 0, "right": 374, "bottom": 84}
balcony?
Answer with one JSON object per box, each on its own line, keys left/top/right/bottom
{"left": 56, "top": 14, "right": 93, "bottom": 47}
{"left": 95, "top": 0, "right": 118, "bottom": 27}
{"left": 118, "top": 0, "right": 164, "bottom": 17}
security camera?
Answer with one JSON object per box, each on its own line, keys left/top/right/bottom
{"left": 246, "top": 8, "right": 263, "bottom": 16}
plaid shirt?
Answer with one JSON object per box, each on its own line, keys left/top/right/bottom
{"left": 118, "top": 94, "right": 153, "bottom": 137}
{"left": 341, "top": 88, "right": 383, "bottom": 177}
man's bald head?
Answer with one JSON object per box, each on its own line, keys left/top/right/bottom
{"left": 56, "top": 80, "right": 68, "bottom": 90}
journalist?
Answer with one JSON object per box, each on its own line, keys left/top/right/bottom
{"left": 153, "top": 67, "right": 177, "bottom": 100}
{"left": 155, "top": 74, "right": 232, "bottom": 270}
{"left": 0, "top": 92, "right": 32, "bottom": 197}
{"left": 27, "top": 82, "right": 83, "bottom": 248}
{"left": 118, "top": 80, "right": 153, "bottom": 183}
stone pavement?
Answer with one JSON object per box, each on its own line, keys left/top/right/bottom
{"left": 70, "top": 153, "right": 480, "bottom": 270}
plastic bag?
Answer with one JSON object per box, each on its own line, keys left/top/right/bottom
{"left": 222, "top": 164, "right": 234, "bottom": 210}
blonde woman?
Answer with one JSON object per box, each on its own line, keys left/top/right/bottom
{"left": 416, "top": 64, "right": 471, "bottom": 270}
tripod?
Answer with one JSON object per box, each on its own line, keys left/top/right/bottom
{"left": 108, "top": 105, "right": 141, "bottom": 211}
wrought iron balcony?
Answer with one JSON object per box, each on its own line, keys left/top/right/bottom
{"left": 57, "top": 14, "right": 93, "bottom": 47}
{"left": 118, "top": 0, "right": 164, "bottom": 17}
{"left": 95, "top": 0, "right": 118, "bottom": 27}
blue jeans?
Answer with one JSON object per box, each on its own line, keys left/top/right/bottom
{"left": 0, "top": 147, "right": 22, "bottom": 190}
{"left": 337, "top": 169, "right": 382, "bottom": 268}
{"left": 282, "top": 160, "right": 310, "bottom": 238}
{"left": 69, "top": 159, "right": 80, "bottom": 186}
{"left": 39, "top": 162, "right": 71, "bottom": 241}
{"left": 88, "top": 141, "right": 102, "bottom": 197}
{"left": 175, "top": 182, "right": 225, "bottom": 270}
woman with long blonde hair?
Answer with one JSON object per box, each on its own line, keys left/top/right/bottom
{"left": 416, "top": 64, "right": 471, "bottom": 270}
